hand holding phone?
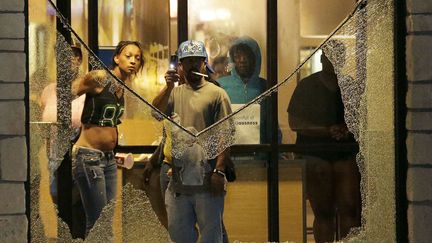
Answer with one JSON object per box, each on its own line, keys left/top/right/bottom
{"left": 169, "top": 54, "right": 178, "bottom": 70}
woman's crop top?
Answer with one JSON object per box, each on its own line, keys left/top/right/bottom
{"left": 81, "top": 82, "right": 125, "bottom": 127}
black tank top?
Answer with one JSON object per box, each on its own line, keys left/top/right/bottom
{"left": 81, "top": 82, "right": 125, "bottom": 127}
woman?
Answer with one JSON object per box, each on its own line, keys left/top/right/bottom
{"left": 72, "top": 41, "right": 144, "bottom": 235}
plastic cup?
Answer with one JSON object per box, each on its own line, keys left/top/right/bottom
{"left": 115, "top": 153, "right": 134, "bottom": 169}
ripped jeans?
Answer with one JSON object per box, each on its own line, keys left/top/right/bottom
{"left": 71, "top": 146, "right": 117, "bottom": 235}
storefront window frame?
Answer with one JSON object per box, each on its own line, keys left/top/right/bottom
{"left": 46, "top": 0, "right": 406, "bottom": 241}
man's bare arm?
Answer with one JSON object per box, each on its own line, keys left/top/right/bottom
{"left": 152, "top": 69, "right": 178, "bottom": 114}
{"left": 152, "top": 84, "right": 174, "bottom": 113}
{"left": 211, "top": 147, "right": 230, "bottom": 196}
{"left": 215, "top": 147, "right": 229, "bottom": 171}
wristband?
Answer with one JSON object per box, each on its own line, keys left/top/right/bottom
{"left": 213, "top": 169, "right": 226, "bottom": 177}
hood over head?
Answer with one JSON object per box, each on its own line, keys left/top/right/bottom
{"left": 228, "top": 36, "right": 262, "bottom": 80}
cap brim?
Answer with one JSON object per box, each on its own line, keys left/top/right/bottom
{"left": 206, "top": 63, "right": 215, "bottom": 74}
{"left": 178, "top": 53, "right": 207, "bottom": 60}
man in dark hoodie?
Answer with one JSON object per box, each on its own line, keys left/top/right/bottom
{"left": 218, "top": 36, "right": 274, "bottom": 145}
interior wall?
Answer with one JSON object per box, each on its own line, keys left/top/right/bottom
{"left": 277, "top": 0, "right": 300, "bottom": 144}
{"left": 300, "top": 0, "right": 357, "bottom": 37}
{"left": 138, "top": 0, "right": 170, "bottom": 46}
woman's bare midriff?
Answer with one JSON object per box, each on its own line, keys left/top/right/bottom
{"left": 74, "top": 124, "right": 118, "bottom": 151}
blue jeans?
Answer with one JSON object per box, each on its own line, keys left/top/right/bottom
{"left": 71, "top": 146, "right": 117, "bottom": 235}
{"left": 165, "top": 189, "right": 224, "bottom": 243}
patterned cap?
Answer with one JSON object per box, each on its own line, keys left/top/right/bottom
{"left": 178, "top": 40, "right": 214, "bottom": 74}
{"left": 178, "top": 40, "right": 208, "bottom": 59}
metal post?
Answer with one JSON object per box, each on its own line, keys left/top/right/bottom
{"left": 177, "top": 0, "right": 188, "bottom": 44}
{"left": 267, "top": 0, "right": 279, "bottom": 241}
{"left": 394, "top": 0, "right": 408, "bottom": 241}
{"left": 88, "top": 0, "right": 98, "bottom": 69}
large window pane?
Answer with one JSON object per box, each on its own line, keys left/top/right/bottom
{"left": 98, "top": 0, "right": 170, "bottom": 146}
{"left": 189, "top": 0, "right": 267, "bottom": 145}
{"left": 28, "top": 0, "right": 397, "bottom": 241}
{"left": 278, "top": 0, "right": 395, "bottom": 242}
{"left": 29, "top": 0, "right": 172, "bottom": 240}
{"left": 188, "top": 1, "right": 269, "bottom": 241}
{"left": 278, "top": 1, "right": 357, "bottom": 241}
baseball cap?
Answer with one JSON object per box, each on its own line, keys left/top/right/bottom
{"left": 178, "top": 40, "right": 214, "bottom": 74}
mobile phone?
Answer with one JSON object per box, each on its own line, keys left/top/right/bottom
{"left": 169, "top": 54, "right": 178, "bottom": 70}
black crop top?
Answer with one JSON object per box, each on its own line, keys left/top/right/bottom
{"left": 81, "top": 82, "right": 125, "bottom": 127}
